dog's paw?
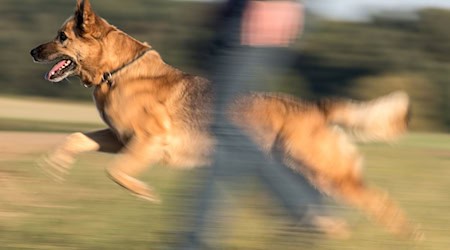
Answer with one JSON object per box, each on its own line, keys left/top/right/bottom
{"left": 132, "top": 188, "right": 162, "bottom": 204}
{"left": 310, "top": 215, "right": 351, "bottom": 240}
{"left": 107, "top": 169, "right": 161, "bottom": 204}
{"left": 410, "top": 225, "right": 425, "bottom": 241}
{"left": 36, "top": 150, "right": 74, "bottom": 183}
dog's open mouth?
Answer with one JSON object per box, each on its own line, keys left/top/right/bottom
{"left": 45, "top": 58, "right": 77, "bottom": 82}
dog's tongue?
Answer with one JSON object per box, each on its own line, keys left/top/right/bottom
{"left": 46, "top": 60, "right": 68, "bottom": 79}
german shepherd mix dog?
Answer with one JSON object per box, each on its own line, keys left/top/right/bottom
{"left": 31, "top": 0, "right": 421, "bottom": 239}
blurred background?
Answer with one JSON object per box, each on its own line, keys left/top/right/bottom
{"left": 0, "top": 0, "right": 449, "bottom": 249}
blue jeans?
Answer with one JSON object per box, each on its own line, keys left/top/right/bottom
{"left": 189, "top": 45, "right": 326, "bottom": 239}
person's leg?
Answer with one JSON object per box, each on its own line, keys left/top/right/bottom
{"left": 238, "top": 46, "right": 349, "bottom": 237}
{"left": 184, "top": 46, "right": 270, "bottom": 248}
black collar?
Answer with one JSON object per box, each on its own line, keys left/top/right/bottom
{"left": 99, "top": 48, "right": 153, "bottom": 87}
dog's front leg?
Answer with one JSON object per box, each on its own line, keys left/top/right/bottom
{"left": 39, "top": 129, "right": 123, "bottom": 182}
{"left": 106, "top": 136, "right": 164, "bottom": 203}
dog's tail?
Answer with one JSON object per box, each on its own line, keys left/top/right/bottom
{"left": 318, "top": 91, "right": 411, "bottom": 142}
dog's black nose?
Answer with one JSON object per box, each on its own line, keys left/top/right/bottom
{"left": 30, "top": 49, "right": 37, "bottom": 57}
{"left": 30, "top": 48, "right": 38, "bottom": 58}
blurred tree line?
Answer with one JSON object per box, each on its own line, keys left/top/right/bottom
{"left": 0, "top": 0, "right": 448, "bottom": 131}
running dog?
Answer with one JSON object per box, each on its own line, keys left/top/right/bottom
{"left": 30, "top": 0, "right": 421, "bottom": 239}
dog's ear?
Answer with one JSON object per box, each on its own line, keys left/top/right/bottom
{"left": 74, "top": 0, "right": 100, "bottom": 37}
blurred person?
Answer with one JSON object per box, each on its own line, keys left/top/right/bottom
{"left": 185, "top": 0, "right": 348, "bottom": 248}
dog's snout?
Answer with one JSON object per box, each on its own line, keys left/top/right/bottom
{"left": 30, "top": 44, "right": 56, "bottom": 62}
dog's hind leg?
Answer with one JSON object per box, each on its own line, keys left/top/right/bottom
{"left": 282, "top": 125, "right": 422, "bottom": 239}
{"left": 38, "top": 129, "right": 123, "bottom": 182}
{"left": 105, "top": 137, "right": 165, "bottom": 203}
{"left": 335, "top": 177, "right": 423, "bottom": 240}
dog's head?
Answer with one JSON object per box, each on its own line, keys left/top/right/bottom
{"left": 30, "top": 0, "right": 114, "bottom": 85}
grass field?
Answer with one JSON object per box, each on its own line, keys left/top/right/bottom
{"left": 0, "top": 96, "right": 449, "bottom": 249}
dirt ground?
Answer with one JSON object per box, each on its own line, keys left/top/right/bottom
{"left": 0, "top": 96, "right": 101, "bottom": 124}
{"left": 0, "top": 131, "right": 66, "bottom": 157}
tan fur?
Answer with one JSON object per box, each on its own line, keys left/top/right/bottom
{"left": 31, "top": 0, "right": 421, "bottom": 239}
{"left": 320, "top": 91, "right": 411, "bottom": 142}
{"left": 229, "top": 92, "right": 421, "bottom": 239}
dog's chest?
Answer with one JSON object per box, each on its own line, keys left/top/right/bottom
{"left": 93, "top": 85, "right": 136, "bottom": 139}
{"left": 93, "top": 84, "right": 173, "bottom": 141}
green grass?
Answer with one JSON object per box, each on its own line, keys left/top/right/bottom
{"left": 0, "top": 151, "right": 208, "bottom": 250}
{"left": 0, "top": 130, "right": 449, "bottom": 249}
{"left": 0, "top": 97, "right": 449, "bottom": 249}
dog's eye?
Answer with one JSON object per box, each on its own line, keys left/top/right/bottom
{"left": 59, "top": 32, "right": 68, "bottom": 42}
